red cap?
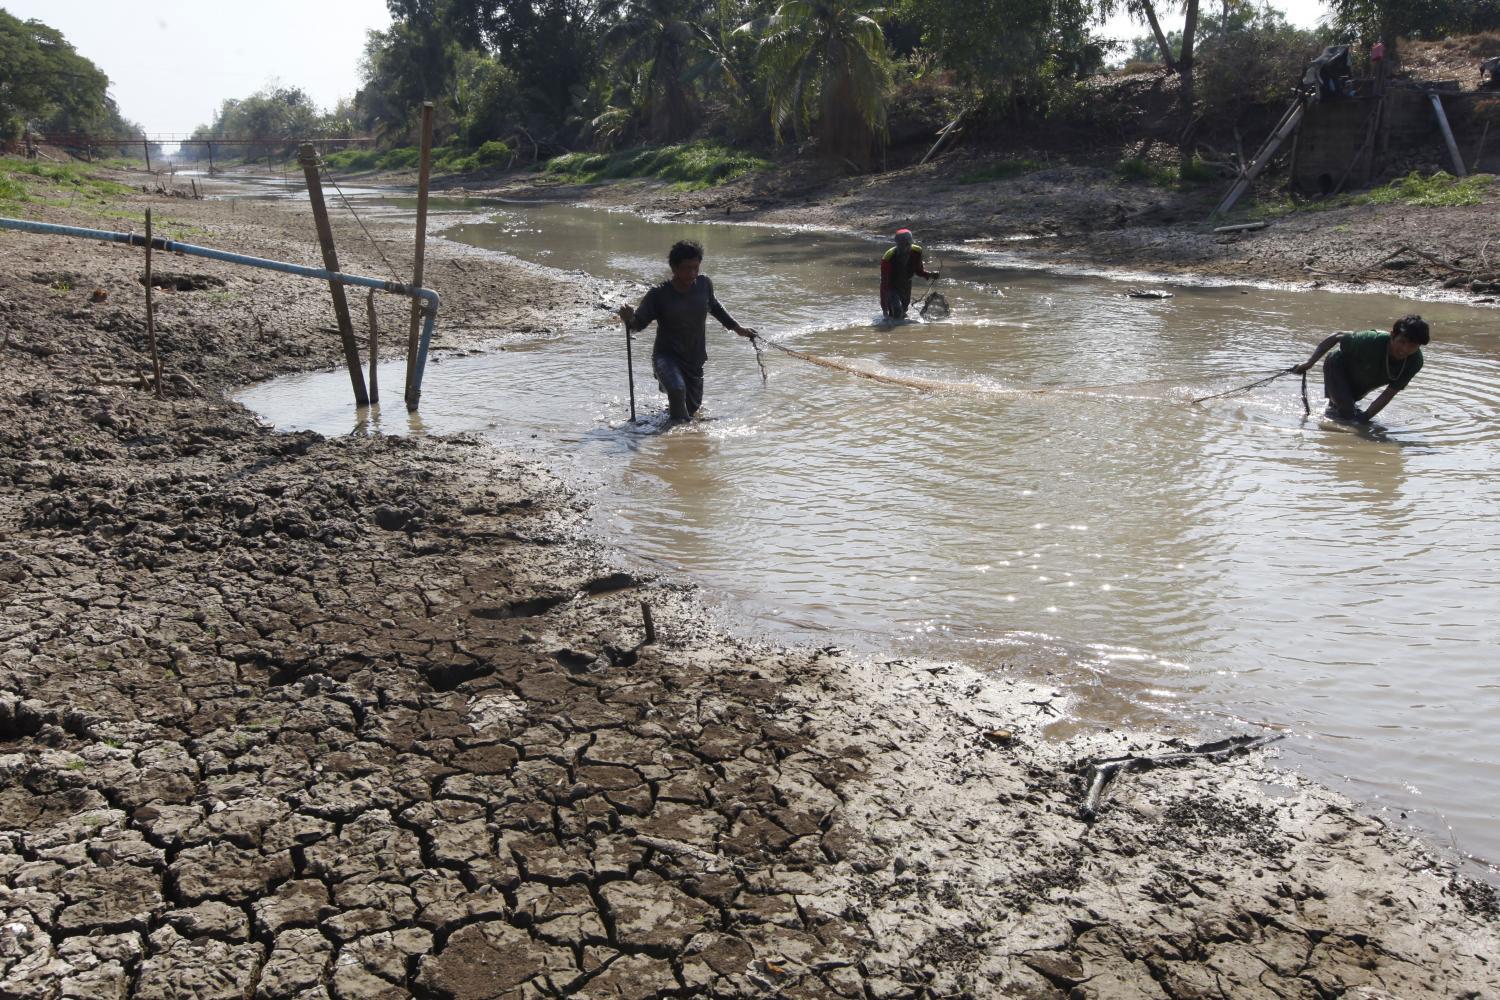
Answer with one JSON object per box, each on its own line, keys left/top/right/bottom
{"left": 895, "top": 228, "right": 912, "bottom": 236}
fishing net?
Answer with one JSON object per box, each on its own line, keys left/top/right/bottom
{"left": 918, "top": 290, "right": 949, "bottom": 319}
{"left": 748, "top": 333, "right": 1290, "bottom": 404}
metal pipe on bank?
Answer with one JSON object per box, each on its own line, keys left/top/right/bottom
{"left": 0, "top": 216, "right": 442, "bottom": 410}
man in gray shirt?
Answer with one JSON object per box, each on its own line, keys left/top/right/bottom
{"left": 618, "top": 239, "right": 757, "bottom": 422}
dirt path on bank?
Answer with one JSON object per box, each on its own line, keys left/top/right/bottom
{"left": 461, "top": 156, "right": 1500, "bottom": 304}
{"left": 2, "top": 169, "right": 1497, "bottom": 999}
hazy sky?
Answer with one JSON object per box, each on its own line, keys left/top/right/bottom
{"left": 7, "top": 0, "right": 1331, "bottom": 138}
{"left": 2, "top": 0, "right": 392, "bottom": 136}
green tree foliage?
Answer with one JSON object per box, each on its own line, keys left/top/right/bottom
{"left": 737, "top": 0, "right": 892, "bottom": 167}
{"left": 0, "top": 10, "right": 137, "bottom": 142}
{"left": 1329, "top": 0, "right": 1500, "bottom": 51}
{"left": 1184, "top": 6, "right": 1320, "bottom": 123}
{"left": 897, "top": 0, "right": 1106, "bottom": 112}
{"left": 186, "top": 86, "right": 325, "bottom": 160}
{"left": 356, "top": 17, "right": 462, "bottom": 140}
{"left": 599, "top": 0, "right": 716, "bottom": 142}
{"left": 444, "top": 0, "right": 607, "bottom": 132}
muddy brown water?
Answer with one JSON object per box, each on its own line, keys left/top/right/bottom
{"left": 236, "top": 194, "right": 1500, "bottom": 874}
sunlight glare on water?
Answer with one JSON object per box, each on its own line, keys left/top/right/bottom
{"left": 237, "top": 198, "right": 1500, "bottom": 872}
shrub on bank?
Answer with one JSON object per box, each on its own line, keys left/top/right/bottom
{"left": 540, "top": 141, "right": 771, "bottom": 190}
{"left": 323, "top": 140, "right": 516, "bottom": 176}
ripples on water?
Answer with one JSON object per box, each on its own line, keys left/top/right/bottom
{"left": 237, "top": 198, "right": 1500, "bottom": 873}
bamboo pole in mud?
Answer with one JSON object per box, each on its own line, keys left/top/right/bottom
{"left": 365, "top": 290, "right": 380, "bottom": 405}
{"left": 144, "top": 209, "right": 163, "bottom": 399}
{"left": 404, "top": 102, "right": 435, "bottom": 411}
{"left": 298, "top": 143, "right": 369, "bottom": 406}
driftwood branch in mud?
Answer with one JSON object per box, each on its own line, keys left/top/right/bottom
{"left": 634, "top": 835, "right": 735, "bottom": 872}
{"left": 1078, "top": 733, "right": 1283, "bottom": 822}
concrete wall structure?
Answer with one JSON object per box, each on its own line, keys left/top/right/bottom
{"left": 1291, "top": 86, "right": 1495, "bottom": 193}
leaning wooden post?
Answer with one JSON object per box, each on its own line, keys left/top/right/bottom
{"left": 143, "top": 139, "right": 152, "bottom": 173}
{"left": 144, "top": 209, "right": 163, "bottom": 398}
{"left": 404, "top": 101, "right": 435, "bottom": 411}
{"left": 298, "top": 142, "right": 369, "bottom": 406}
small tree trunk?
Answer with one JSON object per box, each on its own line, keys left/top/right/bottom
{"left": 1140, "top": 0, "right": 1178, "bottom": 72}
{"left": 1176, "top": 0, "right": 1201, "bottom": 173}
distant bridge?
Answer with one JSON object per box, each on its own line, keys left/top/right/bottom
{"left": 18, "top": 132, "right": 377, "bottom": 171}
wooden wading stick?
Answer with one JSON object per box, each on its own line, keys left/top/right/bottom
{"left": 144, "top": 209, "right": 163, "bottom": 398}
{"left": 623, "top": 316, "right": 637, "bottom": 422}
{"left": 404, "top": 101, "right": 435, "bottom": 411}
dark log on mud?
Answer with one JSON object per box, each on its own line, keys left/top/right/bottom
{"left": 1079, "top": 733, "right": 1283, "bottom": 821}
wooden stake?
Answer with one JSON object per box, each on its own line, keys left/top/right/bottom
{"left": 365, "top": 290, "right": 380, "bottom": 405}
{"left": 404, "top": 102, "right": 435, "bottom": 411}
{"left": 640, "top": 601, "right": 656, "bottom": 645}
{"left": 144, "top": 209, "right": 163, "bottom": 398}
{"left": 207, "top": 141, "right": 214, "bottom": 176}
{"left": 298, "top": 143, "right": 369, "bottom": 406}
{"left": 143, "top": 139, "right": 151, "bottom": 173}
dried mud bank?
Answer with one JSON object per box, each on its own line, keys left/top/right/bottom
{"left": 464, "top": 159, "right": 1500, "bottom": 303}
{"left": 2, "top": 179, "right": 1498, "bottom": 1000}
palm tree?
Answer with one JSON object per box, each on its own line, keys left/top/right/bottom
{"left": 600, "top": 0, "right": 717, "bottom": 143}
{"left": 737, "top": 0, "right": 891, "bottom": 168}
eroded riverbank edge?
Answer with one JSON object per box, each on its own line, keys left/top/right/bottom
{"left": 1, "top": 175, "right": 1497, "bottom": 999}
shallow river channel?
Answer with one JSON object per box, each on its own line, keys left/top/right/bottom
{"left": 237, "top": 193, "right": 1500, "bottom": 874}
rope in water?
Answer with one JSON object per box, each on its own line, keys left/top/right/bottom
{"left": 749, "top": 334, "right": 965, "bottom": 391}
{"left": 750, "top": 333, "right": 1294, "bottom": 401}
{"left": 1190, "top": 367, "right": 1310, "bottom": 414}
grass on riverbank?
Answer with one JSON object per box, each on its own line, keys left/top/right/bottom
{"left": 0, "top": 156, "right": 133, "bottom": 214}
{"left": 1114, "top": 156, "right": 1221, "bottom": 188}
{"left": 958, "top": 158, "right": 1045, "bottom": 184}
{"left": 540, "top": 142, "right": 772, "bottom": 190}
{"left": 1250, "top": 170, "right": 1496, "bottom": 218}
{"left": 324, "top": 141, "right": 515, "bottom": 176}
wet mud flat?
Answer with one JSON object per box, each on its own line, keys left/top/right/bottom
{"left": 2, "top": 180, "right": 1498, "bottom": 998}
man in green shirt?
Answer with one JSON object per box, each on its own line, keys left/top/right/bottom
{"left": 1292, "top": 315, "right": 1429, "bottom": 423}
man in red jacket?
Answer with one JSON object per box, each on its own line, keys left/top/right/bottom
{"left": 879, "top": 229, "right": 939, "bottom": 319}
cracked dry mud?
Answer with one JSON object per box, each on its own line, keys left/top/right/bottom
{"left": 2, "top": 176, "right": 1498, "bottom": 999}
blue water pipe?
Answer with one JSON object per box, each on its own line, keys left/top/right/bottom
{"left": 0, "top": 216, "right": 440, "bottom": 411}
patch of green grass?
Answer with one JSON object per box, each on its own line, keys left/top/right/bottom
{"left": 1359, "top": 170, "right": 1494, "bottom": 208}
{"left": 0, "top": 156, "right": 133, "bottom": 213}
{"left": 541, "top": 142, "right": 771, "bottom": 190}
{"left": 65, "top": 758, "right": 88, "bottom": 771}
{"left": 1115, "top": 156, "right": 1219, "bottom": 189}
{"left": 1247, "top": 170, "right": 1495, "bottom": 219}
{"left": 958, "top": 159, "right": 1044, "bottom": 184}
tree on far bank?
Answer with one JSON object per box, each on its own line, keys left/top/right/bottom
{"left": 1100, "top": 0, "right": 1201, "bottom": 174}
{"left": 599, "top": 0, "right": 716, "bottom": 142}
{"left": 897, "top": 0, "right": 1108, "bottom": 117}
{"left": 738, "top": 0, "right": 892, "bottom": 169}
{"left": 0, "top": 9, "right": 126, "bottom": 142}
{"left": 1328, "top": 0, "right": 1500, "bottom": 64}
